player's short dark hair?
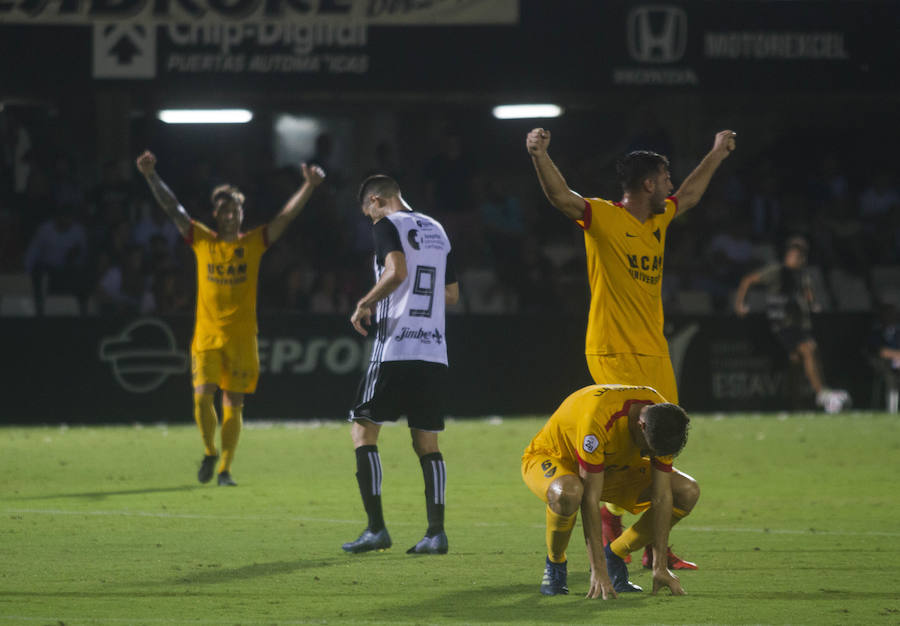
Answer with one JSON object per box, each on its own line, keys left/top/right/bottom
{"left": 358, "top": 174, "right": 401, "bottom": 204}
{"left": 210, "top": 184, "right": 245, "bottom": 208}
{"left": 643, "top": 403, "right": 690, "bottom": 457}
{"left": 616, "top": 150, "right": 670, "bottom": 192}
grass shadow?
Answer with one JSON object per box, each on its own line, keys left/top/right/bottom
{"left": 10, "top": 485, "right": 199, "bottom": 501}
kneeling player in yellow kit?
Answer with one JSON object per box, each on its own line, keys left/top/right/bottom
{"left": 136, "top": 150, "right": 325, "bottom": 486}
{"left": 522, "top": 384, "right": 699, "bottom": 598}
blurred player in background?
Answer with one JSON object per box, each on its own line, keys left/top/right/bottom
{"left": 342, "top": 174, "right": 459, "bottom": 555}
{"left": 526, "top": 127, "right": 736, "bottom": 569}
{"left": 136, "top": 150, "right": 325, "bottom": 486}
{"left": 522, "top": 384, "right": 699, "bottom": 598}
{"left": 735, "top": 236, "right": 851, "bottom": 413}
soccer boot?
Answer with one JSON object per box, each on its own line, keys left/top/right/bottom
{"left": 604, "top": 544, "right": 642, "bottom": 592}
{"left": 406, "top": 532, "right": 449, "bottom": 555}
{"left": 217, "top": 471, "right": 238, "bottom": 486}
{"left": 642, "top": 545, "right": 698, "bottom": 570}
{"left": 600, "top": 506, "right": 630, "bottom": 563}
{"left": 198, "top": 454, "right": 218, "bottom": 484}
{"left": 342, "top": 528, "right": 392, "bottom": 554}
{"left": 539, "top": 557, "right": 569, "bottom": 596}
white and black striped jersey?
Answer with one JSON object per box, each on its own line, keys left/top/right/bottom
{"left": 369, "top": 209, "right": 455, "bottom": 365}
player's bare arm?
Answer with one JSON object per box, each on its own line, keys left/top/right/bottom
{"left": 673, "top": 130, "right": 737, "bottom": 216}
{"left": 734, "top": 270, "right": 763, "bottom": 316}
{"left": 649, "top": 468, "right": 685, "bottom": 596}
{"left": 578, "top": 467, "right": 618, "bottom": 600}
{"left": 135, "top": 150, "right": 192, "bottom": 238}
{"left": 526, "top": 128, "right": 586, "bottom": 221}
{"left": 445, "top": 282, "right": 460, "bottom": 306}
{"left": 351, "top": 250, "right": 408, "bottom": 336}
{"left": 266, "top": 163, "right": 326, "bottom": 244}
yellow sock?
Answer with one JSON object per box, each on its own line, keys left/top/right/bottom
{"left": 610, "top": 506, "right": 689, "bottom": 558}
{"left": 546, "top": 506, "right": 577, "bottom": 563}
{"left": 193, "top": 393, "right": 218, "bottom": 457}
{"left": 219, "top": 404, "right": 243, "bottom": 473}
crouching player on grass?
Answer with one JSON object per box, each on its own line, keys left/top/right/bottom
{"left": 522, "top": 384, "right": 699, "bottom": 598}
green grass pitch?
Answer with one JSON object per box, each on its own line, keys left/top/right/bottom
{"left": 2, "top": 413, "right": 899, "bottom": 625}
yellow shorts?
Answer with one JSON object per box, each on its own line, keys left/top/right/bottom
{"left": 586, "top": 353, "right": 678, "bottom": 404}
{"left": 191, "top": 334, "right": 260, "bottom": 394}
{"left": 522, "top": 452, "right": 653, "bottom": 516}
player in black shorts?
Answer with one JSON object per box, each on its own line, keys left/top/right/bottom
{"left": 735, "top": 236, "right": 850, "bottom": 412}
{"left": 343, "top": 175, "right": 459, "bottom": 555}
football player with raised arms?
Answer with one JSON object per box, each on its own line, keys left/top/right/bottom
{"left": 136, "top": 150, "right": 325, "bottom": 486}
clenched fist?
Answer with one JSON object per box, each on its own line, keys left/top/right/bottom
{"left": 526, "top": 128, "right": 551, "bottom": 157}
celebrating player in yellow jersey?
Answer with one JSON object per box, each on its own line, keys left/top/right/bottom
{"left": 526, "top": 127, "right": 735, "bottom": 569}
{"left": 522, "top": 384, "right": 698, "bottom": 599}
{"left": 136, "top": 150, "right": 325, "bottom": 486}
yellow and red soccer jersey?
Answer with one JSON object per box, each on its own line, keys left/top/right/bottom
{"left": 523, "top": 384, "right": 674, "bottom": 482}
{"left": 188, "top": 221, "right": 268, "bottom": 352}
{"left": 577, "top": 197, "right": 677, "bottom": 357}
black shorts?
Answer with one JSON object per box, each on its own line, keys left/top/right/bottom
{"left": 350, "top": 360, "right": 448, "bottom": 431}
{"left": 774, "top": 325, "right": 814, "bottom": 352}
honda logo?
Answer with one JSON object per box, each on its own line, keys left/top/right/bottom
{"left": 627, "top": 5, "right": 687, "bottom": 64}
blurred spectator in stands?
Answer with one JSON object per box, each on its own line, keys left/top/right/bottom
{"left": 133, "top": 197, "right": 180, "bottom": 253}
{"left": 145, "top": 265, "right": 190, "bottom": 315}
{"left": 815, "top": 193, "right": 867, "bottom": 273}
{"left": 807, "top": 153, "right": 849, "bottom": 208}
{"left": 703, "top": 217, "right": 757, "bottom": 309}
{"left": 23, "top": 203, "right": 88, "bottom": 315}
{"left": 478, "top": 176, "right": 526, "bottom": 282}
{"left": 514, "top": 235, "right": 560, "bottom": 314}
{"left": 52, "top": 155, "right": 84, "bottom": 217}
{"left": 309, "top": 269, "right": 351, "bottom": 314}
{"left": 424, "top": 128, "right": 476, "bottom": 219}
{"left": 859, "top": 171, "right": 899, "bottom": 221}
{"left": 96, "top": 244, "right": 150, "bottom": 315}
{"left": 21, "top": 159, "right": 54, "bottom": 242}
{"left": 750, "top": 168, "right": 783, "bottom": 242}
{"left": 734, "top": 236, "right": 850, "bottom": 412}
{"left": 89, "top": 160, "right": 134, "bottom": 225}
{"left": 276, "top": 264, "right": 313, "bottom": 312}
{"left": 365, "top": 140, "right": 406, "bottom": 183}
{"left": 145, "top": 233, "right": 177, "bottom": 276}
{"left": 869, "top": 302, "right": 900, "bottom": 413}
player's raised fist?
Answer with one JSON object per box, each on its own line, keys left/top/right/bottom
{"left": 302, "top": 163, "right": 326, "bottom": 187}
{"left": 526, "top": 128, "right": 551, "bottom": 156}
{"left": 135, "top": 150, "right": 157, "bottom": 176}
{"left": 712, "top": 130, "right": 737, "bottom": 158}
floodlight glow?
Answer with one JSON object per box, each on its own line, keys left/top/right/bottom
{"left": 492, "top": 104, "right": 563, "bottom": 120}
{"left": 157, "top": 109, "right": 253, "bottom": 124}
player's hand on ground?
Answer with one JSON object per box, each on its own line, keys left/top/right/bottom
{"left": 651, "top": 567, "right": 685, "bottom": 596}
{"left": 586, "top": 571, "right": 617, "bottom": 600}
{"left": 135, "top": 150, "right": 157, "bottom": 176}
{"left": 712, "top": 130, "right": 737, "bottom": 158}
{"left": 302, "top": 163, "right": 326, "bottom": 187}
{"left": 351, "top": 302, "right": 374, "bottom": 336}
{"left": 526, "top": 128, "right": 551, "bottom": 156}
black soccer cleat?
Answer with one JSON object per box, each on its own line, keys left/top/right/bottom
{"left": 605, "top": 544, "right": 642, "bottom": 592}
{"left": 217, "top": 471, "right": 237, "bottom": 486}
{"left": 406, "top": 532, "right": 449, "bottom": 555}
{"left": 198, "top": 455, "right": 218, "bottom": 484}
{"left": 342, "top": 528, "right": 392, "bottom": 554}
{"left": 539, "top": 556, "right": 569, "bottom": 596}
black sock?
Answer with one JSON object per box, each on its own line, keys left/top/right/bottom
{"left": 354, "top": 445, "right": 385, "bottom": 532}
{"left": 419, "top": 452, "right": 446, "bottom": 537}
